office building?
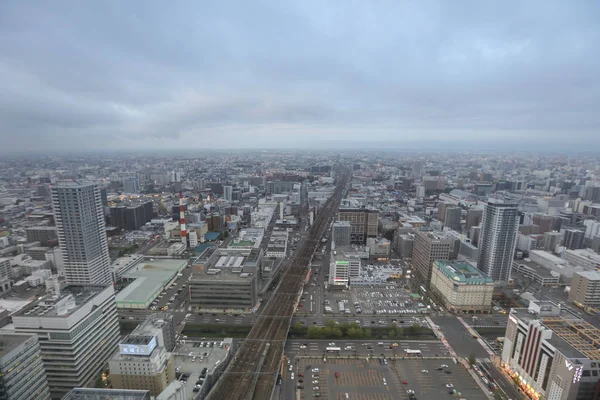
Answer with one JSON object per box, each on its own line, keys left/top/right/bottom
{"left": 26, "top": 226, "right": 58, "bottom": 246}
{"left": 62, "top": 389, "right": 150, "bottom": 400}
{"left": 477, "top": 201, "right": 519, "bottom": 282}
{"left": 332, "top": 221, "right": 351, "bottom": 247}
{"left": 512, "top": 260, "right": 561, "bottom": 286}
{"left": 568, "top": 271, "right": 600, "bottom": 310}
{"left": 412, "top": 231, "right": 454, "bottom": 286}
{"left": 562, "top": 229, "right": 585, "bottom": 250}
{"left": 329, "top": 248, "right": 361, "bottom": 287}
{"left": 12, "top": 285, "right": 120, "bottom": 399}
{"left": 501, "top": 301, "right": 600, "bottom": 400}
{"left": 544, "top": 231, "right": 563, "bottom": 252}
{"left": 466, "top": 208, "right": 483, "bottom": 230}
{"left": 412, "top": 161, "right": 423, "bottom": 178}
{"left": 189, "top": 265, "right": 258, "bottom": 310}
{"left": 109, "top": 319, "right": 175, "bottom": 396}
{"left": 430, "top": 261, "right": 494, "bottom": 314}
{"left": 337, "top": 207, "right": 378, "bottom": 244}
{"left": 223, "top": 185, "right": 233, "bottom": 202}
{"left": 366, "top": 237, "right": 390, "bottom": 259}
{"left": 416, "top": 185, "right": 425, "bottom": 198}
{"left": 0, "top": 334, "right": 50, "bottom": 400}
{"left": 110, "top": 202, "right": 154, "bottom": 231}
{"left": 123, "top": 178, "right": 140, "bottom": 194}
{"left": 444, "top": 206, "right": 462, "bottom": 231}
{"left": 51, "top": 180, "right": 112, "bottom": 285}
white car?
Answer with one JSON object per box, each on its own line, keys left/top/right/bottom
{"left": 289, "top": 365, "right": 293, "bottom": 371}
{"left": 421, "top": 370, "right": 428, "bottom": 373}
{"left": 441, "top": 364, "right": 449, "bottom": 368}
{"left": 312, "top": 380, "right": 319, "bottom": 384}
{"left": 291, "top": 373, "right": 294, "bottom": 380}
{"left": 312, "top": 368, "right": 320, "bottom": 373}
{"left": 328, "top": 343, "right": 335, "bottom": 346}
{"left": 300, "top": 345, "right": 307, "bottom": 349}
{"left": 446, "top": 384, "right": 454, "bottom": 388}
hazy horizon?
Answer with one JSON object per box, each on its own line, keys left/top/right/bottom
{"left": 1, "top": 1, "right": 599, "bottom": 153}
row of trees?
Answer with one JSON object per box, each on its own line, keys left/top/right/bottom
{"left": 291, "top": 320, "right": 432, "bottom": 340}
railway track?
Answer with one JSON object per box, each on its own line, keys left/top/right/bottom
{"left": 206, "top": 168, "right": 351, "bottom": 400}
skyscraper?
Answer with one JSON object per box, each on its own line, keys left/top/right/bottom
{"left": 51, "top": 180, "right": 112, "bottom": 285}
{"left": 412, "top": 231, "right": 454, "bottom": 286}
{"left": 477, "top": 201, "right": 519, "bottom": 282}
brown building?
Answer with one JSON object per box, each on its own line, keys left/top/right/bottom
{"left": 412, "top": 231, "right": 454, "bottom": 286}
{"left": 337, "top": 207, "right": 379, "bottom": 244}
{"left": 568, "top": 270, "right": 600, "bottom": 309}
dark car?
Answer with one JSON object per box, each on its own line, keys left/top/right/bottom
{"left": 445, "top": 370, "right": 452, "bottom": 374}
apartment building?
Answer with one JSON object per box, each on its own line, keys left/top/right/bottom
{"left": 568, "top": 271, "right": 600, "bottom": 310}
{"left": 412, "top": 231, "right": 454, "bottom": 286}
{"left": 0, "top": 334, "right": 50, "bottom": 400}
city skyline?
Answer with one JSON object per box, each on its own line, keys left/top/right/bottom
{"left": 1, "top": 1, "right": 599, "bottom": 153}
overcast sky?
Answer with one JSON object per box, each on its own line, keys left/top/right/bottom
{"left": 1, "top": 1, "right": 599, "bottom": 153}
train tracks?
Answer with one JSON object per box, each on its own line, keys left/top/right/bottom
{"left": 207, "top": 168, "right": 351, "bottom": 400}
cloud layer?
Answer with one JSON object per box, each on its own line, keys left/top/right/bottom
{"left": 1, "top": 1, "right": 599, "bottom": 152}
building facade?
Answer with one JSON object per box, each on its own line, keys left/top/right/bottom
{"left": 501, "top": 302, "right": 600, "bottom": 400}
{"left": 0, "top": 334, "right": 50, "bottom": 400}
{"left": 336, "top": 207, "right": 378, "bottom": 244}
{"left": 51, "top": 181, "right": 112, "bottom": 285}
{"left": 412, "top": 231, "right": 454, "bottom": 286}
{"left": 189, "top": 268, "right": 258, "bottom": 310}
{"left": 568, "top": 271, "right": 600, "bottom": 310}
{"left": 12, "top": 285, "right": 120, "bottom": 399}
{"left": 25, "top": 226, "right": 58, "bottom": 246}
{"left": 332, "top": 221, "right": 352, "bottom": 247}
{"left": 477, "top": 201, "right": 519, "bottom": 282}
{"left": 430, "top": 261, "right": 494, "bottom": 313}
{"left": 62, "top": 389, "right": 150, "bottom": 400}
{"left": 444, "top": 206, "right": 462, "bottom": 231}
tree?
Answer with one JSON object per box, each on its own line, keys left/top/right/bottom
{"left": 468, "top": 354, "right": 476, "bottom": 366}
{"left": 332, "top": 328, "right": 342, "bottom": 338}
{"left": 307, "top": 326, "right": 322, "bottom": 338}
{"left": 325, "top": 319, "right": 337, "bottom": 329}
{"left": 322, "top": 326, "right": 333, "bottom": 337}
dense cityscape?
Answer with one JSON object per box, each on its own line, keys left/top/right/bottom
{"left": 0, "top": 152, "right": 599, "bottom": 400}
{"left": 2, "top": 1, "right": 600, "bottom": 400}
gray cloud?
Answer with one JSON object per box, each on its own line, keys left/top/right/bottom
{"left": 0, "top": 0, "right": 599, "bottom": 153}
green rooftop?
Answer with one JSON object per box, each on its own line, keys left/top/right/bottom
{"left": 434, "top": 260, "right": 493, "bottom": 285}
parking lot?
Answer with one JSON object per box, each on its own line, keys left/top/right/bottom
{"left": 291, "top": 358, "right": 485, "bottom": 400}
{"left": 323, "top": 286, "right": 426, "bottom": 316}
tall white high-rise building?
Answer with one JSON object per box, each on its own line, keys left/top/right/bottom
{"left": 477, "top": 201, "right": 519, "bottom": 282}
{"left": 51, "top": 180, "right": 112, "bottom": 285}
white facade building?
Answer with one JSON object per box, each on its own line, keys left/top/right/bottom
{"left": 52, "top": 181, "right": 112, "bottom": 285}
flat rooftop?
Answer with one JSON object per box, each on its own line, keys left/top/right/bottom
{"left": 116, "top": 259, "right": 187, "bottom": 306}
{"left": 512, "top": 308, "right": 600, "bottom": 360}
{"left": 62, "top": 388, "right": 150, "bottom": 400}
{"left": 514, "top": 259, "right": 558, "bottom": 278}
{"left": 190, "top": 265, "right": 256, "bottom": 282}
{"left": 14, "top": 285, "right": 105, "bottom": 318}
{"left": 576, "top": 270, "right": 600, "bottom": 281}
{"left": 0, "top": 333, "right": 34, "bottom": 360}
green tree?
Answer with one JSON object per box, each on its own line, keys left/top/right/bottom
{"left": 322, "top": 326, "right": 333, "bottom": 337}
{"left": 363, "top": 328, "right": 372, "bottom": 339}
{"left": 388, "top": 329, "right": 397, "bottom": 339}
{"left": 293, "top": 322, "right": 307, "bottom": 336}
{"left": 468, "top": 354, "right": 477, "bottom": 366}
{"left": 325, "top": 319, "right": 337, "bottom": 329}
{"left": 332, "top": 328, "right": 343, "bottom": 338}
{"left": 307, "top": 326, "right": 322, "bottom": 338}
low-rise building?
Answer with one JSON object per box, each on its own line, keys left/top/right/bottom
{"left": 562, "top": 248, "right": 600, "bottom": 270}
{"left": 501, "top": 302, "right": 600, "bottom": 400}
{"left": 189, "top": 265, "right": 258, "bottom": 311}
{"left": 430, "top": 260, "right": 494, "bottom": 314}
{"left": 512, "top": 260, "right": 561, "bottom": 286}
{"left": 62, "top": 389, "right": 150, "bottom": 400}
{"left": 366, "top": 237, "right": 390, "bottom": 260}
{"left": 266, "top": 230, "right": 288, "bottom": 258}
{"left": 568, "top": 270, "right": 600, "bottom": 310}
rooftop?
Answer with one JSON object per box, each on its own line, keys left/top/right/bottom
{"left": 190, "top": 265, "right": 256, "bottom": 282}
{"left": 514, "top": 259, "right": 558, "bottom": 278}
{"left": 0, "top": 333, "right": 35, "bottom": 360}
{"left": 575, "top": 270, "right": 600, "bottom": 281}
{"left": 434, "top": 260, "right": 493, "bottom": 285}
{"left": 15, "top": 285, "right": 105, "bottom": 318}
{"left": 53, "top": 179, "right": 95, "bottom": 189}
{"left": 132, "top": 313, "right": 173, "bottom": 337}
{"left": 62, "top": 388, "right": 150, "bottom": 400}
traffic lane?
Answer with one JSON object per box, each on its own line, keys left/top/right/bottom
{"left": 286, "top": 340, "right": 449, "bottom": 358}
{"left": 293, "top": 315, "right": 425, "bottom": 326}
{"left": 431, "top": 316, "right": 490, "bottom": 359}
{"left": 479, "top": 361, "right": 521, "bottom": 400}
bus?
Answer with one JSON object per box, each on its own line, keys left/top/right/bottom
{"left": 404, "top": 349, "right": 422, "bottom": 356}
{"left": 326, "top": 347, "right": 341, "bottom": 353}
